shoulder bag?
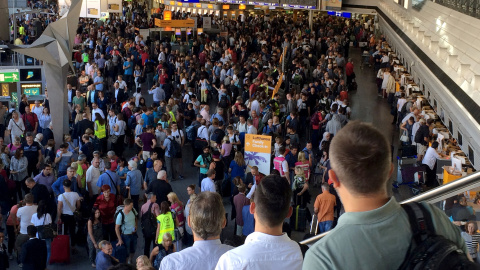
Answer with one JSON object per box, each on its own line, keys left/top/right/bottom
{"left": 37, "top": 214, "right": 56, "bottom": 239}
{"left": 61, "top": 194, "right": 82, "bottom": 222}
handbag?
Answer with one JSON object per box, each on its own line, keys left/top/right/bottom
{"left": 61, "top": 194, "right": 82, "bottom": 222}
{"left": 400, "top": 130, "right": 410, "bottom": 143}
{"left": 37, "top": 215, "right": 56, "bottom": 239}
{"left": 108, "top": 134, "right": 119, "bottom": 144}
{"left": 194, "top": 127, "right": 208, "bottom": 149}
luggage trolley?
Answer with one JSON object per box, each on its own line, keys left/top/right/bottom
{"left": 393, "top": 155, "right": 427, "bottom": 195}
{"left": 361, "top": 51, "right": 371, "bottom": 69}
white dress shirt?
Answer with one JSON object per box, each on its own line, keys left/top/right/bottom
{"left": 86, "top": 165, "right": 101, "bottom": 195}
{"left": 160, "top": 239, "right": 233, "bottom": 270}
{"left": 215, "top": 232, "right": 303, "bottom": 270}
{"left": 247, "top": 125, "right": 257, "bottom": 135}
{"left": 422, "top": 147, "right": 440, "bottom": 170}
{"left": 201, "top": 177, "right": 216, "bottom": 193}
{"left": 197, "top": 125, "right": 209, "bottom": 140}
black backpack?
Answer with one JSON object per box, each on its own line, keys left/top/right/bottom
{"left": 211, "top": 128, "right": 225, "bottom": 144}
{"left": 141, "top": 202, "right": 158, "bottom": 238}
{"left": 219, "top": 95, "right": 228, "bottom": 108}
{"left": 167, "top": 137, "right": 181, "bottom": 158}
{"left": 399, "top": 202, "right": 478, "bottom": 270}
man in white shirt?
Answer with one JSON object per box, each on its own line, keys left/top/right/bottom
{"left": 148, "top": 83, "right": 165, "bottom": 104}
{"left": 86, "top": 157, "right": 101, "bottom": 199}
{"left": 57, "top": 179, "right": 82, "bottom": 248}
{"left": 197, "top": 120, "right": 209, "bottom": 140}
{"left": 31, "top": 100, "right": 44, "bottom": 120}
{"left": 246, "top": 119, "right": 257, "bottom": 135}
{"left": 422, "top": 141, "right": 447, "bottom": 187}
{"left": 15, "top": 194, "right": 38, "bottom": 260}
{"left": 160, "top": 192, "right": 233, "bottom": 270}
{"left": 216, "top": 174, "right": 303, "bottom": 270}
{"left": 91, "top": 103, "right": 105, "bottom": 122}
{"left": 201, "top": 170, "right": 216, "bottom": 193}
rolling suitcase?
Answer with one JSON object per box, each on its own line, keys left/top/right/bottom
{"left": 303, "top": 214, "right": 319, "bottom": 240}
{"left": 292, "top": 197, "right": 307, "bottom": 232}
{"left": 401, "top": 145, "right": 417, "bottom": 157}
{"left": 50, "top": 224, "right": 70, "bottom": 264}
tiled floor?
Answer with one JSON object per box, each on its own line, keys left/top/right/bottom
{"left": 5, "top": 47, "right": 414, "bottom": 270}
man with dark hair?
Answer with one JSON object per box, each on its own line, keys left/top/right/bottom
{"left": 22, "top": 132, "right": 42, "bottom": 177}
{"left": 20, "top": 225, "right": 47, "bottom": 270}
{"left": 160, "top": 192, "right": 232, "bottom": 270}
{"left": 216, "top": 174, "right": 303, "bottom": 269}
{"left": 303, "top": 122, "right": 468, "bottom": 269}
{"left": 57, "top": 178, "right": 82, "bottom": 249}
{"left": 115, "top": 199, "right": 138, "bottom": 264}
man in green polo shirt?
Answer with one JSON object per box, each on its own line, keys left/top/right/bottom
{"left": 303, "top": 122, "right": 469, "bottom": 270}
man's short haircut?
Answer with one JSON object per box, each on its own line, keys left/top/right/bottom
{"left": 321, "top": 182, "right": 330, "bottom": 191}
{"left": 329, "top": 121, "right": 391, "bottom": 195}
{"left": 105, "top": 161, "right": 112, "bottom": 170}
{"left": 207, "top": 169, "right": 215, "bottom": 177}
{"left": 189, "top": 191, "right": 225, "bottom": 240}
{"left": 25, "top": 177, "right": 35, "bottom": 184}
{"left": 99, "top": 240, "right": 111, "bottom": 249}
{"left": 124, "top": 198, "right": 133, "bottom": 206}
{"left": 253, "top": 174, "right": 292, "bottom": 227}
{"left": 63, "top": 179, "right": 72, "bottom": 188}
{"left": 24, "top": 193, "right": 34, "bottom": 204}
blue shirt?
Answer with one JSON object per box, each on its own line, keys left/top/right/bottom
{"left": 242, "top": 205, "right": 254, "bottom": 236}
{"left": 141, "top": 113, "right": 150, "bottom": 128}
{"left": 229, "top": 160, "right": 246, "bottom": 180}
{"left": 52, "top": 176, "right": 80, "bottom": 196}
{"left": 115, "top": 209, "right": 137, "bottom": 234}
{"left": 163, "top": 136, "right": 173, "bottom": 157}
{"left": 95, "top": 251, "right": 113, "bottom": 270}
{"left": 201, "top": 177, "right": 216, "bottom": 193}
{"left": 123, "top": 60, "right": 133, "bottom": 75}
{"left": 125, "top": 169, "right": 142, "bottom": 195}
{"left": 285, "top": 152, "right": 297, "bottom": 170}
{"left": 94, "top": 76, "right": 104, "bottom": 91}
{"left": 210, "top": 113, "right": 224, "bottom": 124}
{"left": 96, "top": 170, "right": 121, "bottom": 195}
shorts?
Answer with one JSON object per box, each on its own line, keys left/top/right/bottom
{"left": 121, "top": 233, "right": 138, "bottom": 254}
{"left": 142, "top": 151, "right": 151, "bottom": 161}
{"left": 417, "top": 144, "right": 427, "bottom": 156}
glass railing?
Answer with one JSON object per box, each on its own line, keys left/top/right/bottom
{"left": 300, "top": 171, "right": 480, "bottom": 245}
{"left": 433, "top": 0, "right": 480, "bottom": 19}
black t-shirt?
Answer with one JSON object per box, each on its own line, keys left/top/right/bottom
{"left": 22, "top": 141, "right": 41, "bottom": 164}
{"left": 184, "top": 109, "right": 195, "bottom": 127}
{"left": 145, "top": 60, "right": 155, "bottom": 73}
{"left": 146, "top": 180, "right": 173, "bottom": 204}
{"left": 213, "top": 160, "right": 225, "bottom": 181}
{"left": 415, "top": 125, "right": 430, "bottom": 145}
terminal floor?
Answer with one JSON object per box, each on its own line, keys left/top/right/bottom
{"left": 5, "top": 48, "right": 413, "bottom": 270}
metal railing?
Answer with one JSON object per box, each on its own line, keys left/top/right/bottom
{"left": 433, "top": 0, "right": 480, "bottom": 19}
{"left": 299, "top": 171, "right": 480, "bottom": 245}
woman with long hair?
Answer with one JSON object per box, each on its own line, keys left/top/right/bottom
{"left": 7, "top": 111, "right": 25, "bottom": 143}
{"left": 229, "top": 151, "right": 246, "bottom": 183}
{"left": 38, "top": 107, "right": 51, "bottom": 134}
{"left": 167, "top": 192, "right": 185, "bottom": 249}
{"left": 96, "top": 91, "right": 108, "bottom": 116}
{"left": 87, "top": 208, "right": 103, "bottom": 267}
{"left": 10, "top": 149, "right": 28, "bottom": 202}
{"left": 30, "top": 200, "right": 53, "bottom": 263}
{"left": 295, "top": 151, "right": 311, "bottom": 180}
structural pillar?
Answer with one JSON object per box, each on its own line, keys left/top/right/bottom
{"left": 44, "top": 63, "right": 70, "bottom": 148}
{"left": 0, "top": 0, "right": 9, "bottom": 41}
{"left": 308, "top": 10, "right": 313, "bottom": 30}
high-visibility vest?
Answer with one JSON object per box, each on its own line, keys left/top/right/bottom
{"left": 157, "top": 212, "right": 175, "bottom": 244}
{"left": 168, "top": 111, "right": 176, "bottom": 124}
{"left": 95, "top": 120, "right": 106, "bottom": 139}
{"left": 273, "top": 156, "right": 286, "bottom": 177}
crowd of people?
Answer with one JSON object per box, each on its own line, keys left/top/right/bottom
{"left": 0, "top": 2, "right": 476, "bottom": 270}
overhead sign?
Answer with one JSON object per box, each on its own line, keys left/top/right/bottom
{"left": 80, "top": 0, "right": 101, "bottom": 18}
{"left": 203, "top": 17, "right": 212, "bottom": 29}
{"left": 323, "top": 0, "right": 342, "bottom": 10}
{"left": 107, "top": 0, "right": 122, "bottom": 13}
{"left": 0, "top": 71, "right": 19, "bottom": 83}
{"left": 1, "top": 84, "right": 9, "bottom": 96}
{"left": 21, "top": 83, "right": 42, "bottom": 95}
{"left": 154, "top": 18, "right": 195, "bottom": 27}
{"left": 244, "top": 134, "right": 272, "bottom": 175}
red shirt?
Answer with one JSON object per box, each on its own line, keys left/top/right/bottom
{"left": 340, "top": 90, "right": 348, "bottom": 101}
{"left": 94, "top": 194, "right": 117, "bottom": 224}
{"left": 345, "top": 62, "right": 354, "bottom": 76}
{"left": 159, "top": 74, "right": 168, "bottom": 84}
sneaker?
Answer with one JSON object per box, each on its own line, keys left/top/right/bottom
{"left": 92, "top": 263, "right": 96, "bottom": 268}
{"left": 179, "top": 175, "right": 184, "bottom": 180}
{"left": 8, "top": 254, "right": 13, "bottom": 260}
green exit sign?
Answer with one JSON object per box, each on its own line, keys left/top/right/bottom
{"left": 0, "top": 71, "right": 20, "bottom": 82}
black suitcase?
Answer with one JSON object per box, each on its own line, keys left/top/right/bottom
{"left": 291, "top": 197, "right": 307, "bottom": 231}
{"left": 303, "top": 214, "right": 319, "bottom": 240}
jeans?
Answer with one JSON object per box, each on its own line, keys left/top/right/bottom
{"left": 45, "top": 238, "right": 52, "bottom": 264}
{"left": 121, "top": 233, "right": 138, "bottom": 254}
{"left": 144, "top": 236, "right": 155, "bottom": 256}
{"left": 61, "top": 214, "right": 77, "bottom": 246}
{"left": 146, "top": 72, "right": 154, "bottom": 90}
{"left": 165, "top": 156, "right": 176, "bottom": 181}
{"left": 318, "top": 220, "right": 333, "bottom": 234}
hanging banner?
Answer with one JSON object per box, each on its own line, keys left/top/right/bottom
{"left": 203, "top": 17, "right": 212, "bottom": 29}
{"left": 244, "top": 134, "right": 272, "bottom": 175}
{"left": 107, "top": 0, "right": 122, "bottom": 13}
{"left": 154, "top": 18, "right": 195, "bottom": 27}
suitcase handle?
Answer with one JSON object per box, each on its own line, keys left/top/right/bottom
{"left": 309, "top": 214, "right": 320, "bottom": 235}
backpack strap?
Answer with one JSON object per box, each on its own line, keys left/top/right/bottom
{"left": 297, "top": 242, "right": 309, "bottom": 258}
{"left": 401, "top": 202, "right": 434, "bottom": 244}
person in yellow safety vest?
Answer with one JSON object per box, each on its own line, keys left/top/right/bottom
{"left": 166, "top": 105, "right": 176, "bottom": 124}
{"left": 156, "top": 201, "right": 176, "bottom": 244}
{"left": 94, "top": 116, "right": 107, "bottom": 139}
{"left": 18, "top": 25, "right": 25, "bottom": 36}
